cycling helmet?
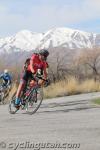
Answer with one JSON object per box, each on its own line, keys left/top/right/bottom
{"left": 4, "top": 69, "right": 8, "bottom": 74}
{"left": 39, "top": 49, "right": 49, "bottom": 57}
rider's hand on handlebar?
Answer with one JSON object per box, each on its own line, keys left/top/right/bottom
{"left": 43, "top": 79, "right": 50, "bottom": 87}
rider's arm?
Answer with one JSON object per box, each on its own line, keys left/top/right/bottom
{"left": 30, "top": 56, "right": 35, "bottom": 74}
{"left": 43, "top": 62, "right": 48, "bottom": 80}
{"left": 7, "top": 79, "right": 10, "bottom": 86}
{"left": 6, "top": 75, "right": 11, "bottom": 86}
{"left": 43, "top": 68, "right": 47, "bottom": 80}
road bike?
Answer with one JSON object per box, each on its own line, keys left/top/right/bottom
{"left": 9, "top": 76, "right": 47, "bottom": 115}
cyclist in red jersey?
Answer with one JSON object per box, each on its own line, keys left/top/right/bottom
{"left": 15, "top": 49, "right": 49, "bottom": 106}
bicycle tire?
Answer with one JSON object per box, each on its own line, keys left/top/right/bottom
{"left": 25, "top": 87, "right": 43, "bottom": 115}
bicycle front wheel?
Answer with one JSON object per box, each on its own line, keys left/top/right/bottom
{"left": 25, "top": 87, "right": 43, "bottom": 115}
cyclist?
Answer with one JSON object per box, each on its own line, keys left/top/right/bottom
{"left": 15, "top": 49, "right": 49, "bottom": 107}
{"left": 0, "top": 69, "right": 12, "bottom": 89}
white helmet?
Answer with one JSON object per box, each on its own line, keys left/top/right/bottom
{"left": 4, "top": 69, "right": 8, "bottom": 74}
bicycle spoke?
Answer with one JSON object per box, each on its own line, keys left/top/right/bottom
{"left": 25, "top": 87, "right": 43, "bottom": 114}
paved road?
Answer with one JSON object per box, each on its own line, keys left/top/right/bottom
{"left": 0, "top": 92, "right": 100, "bottom": 150}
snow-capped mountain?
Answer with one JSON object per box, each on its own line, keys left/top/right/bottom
{"left": 0, "top": 27, "right": 99, "bottom": 53}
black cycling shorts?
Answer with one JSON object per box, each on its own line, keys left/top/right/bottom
{"left": 21, "top": 71, "right": 33, "bottom": 82}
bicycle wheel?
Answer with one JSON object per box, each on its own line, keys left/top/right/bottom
{"left": 8, "top": 92, "right": 19, "bottom": 114}
{"left": 25, "top": 87, "right": 43, "bottom": 115}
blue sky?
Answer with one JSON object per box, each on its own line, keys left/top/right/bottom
{"left": 0, "top": 0, "right": 100, "bottom": 37}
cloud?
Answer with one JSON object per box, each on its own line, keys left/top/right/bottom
{"left": 0, "top": 0, "right": 100, "bottom": 37}
{"left": 83, "top": 0, "right": 100, "bottom": 19}
{"left": 27, "top": 0, "right": 100, "bottom": 27}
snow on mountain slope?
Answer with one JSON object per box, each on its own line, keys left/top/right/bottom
{"left": 0, "top": 28, "right": 98, "bottom": 53}
{"left": 13, "top": 30, "right": 43, "bottom": 50}
{"left": 0, "top": 30, "right": 43, "bottom": 53}
{"left": 39, "top": 28, "right": 95, "bottom": 49}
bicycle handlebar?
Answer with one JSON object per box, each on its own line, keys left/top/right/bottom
{"left": 31, "top": 74, "right": 50, "bottom": 87}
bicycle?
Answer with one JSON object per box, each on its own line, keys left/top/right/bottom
{"left": 8, "top": 76, "right": 47, "bottom": 115}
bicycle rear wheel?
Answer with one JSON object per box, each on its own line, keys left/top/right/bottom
{"left": 25, "top": 87, "right": 43, "bottom": 115}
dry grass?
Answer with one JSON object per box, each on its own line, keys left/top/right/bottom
{"left": 3, "top": 77, "right": 100, "bottom": 103}
{"left": 44, "top": 77, "right": 79, "bottom": 99}
{"left": 79, "top": 79, "right": 100, "bottom": 93}
{"left": 44, "top": 77, "right": 100, "bottom": 99}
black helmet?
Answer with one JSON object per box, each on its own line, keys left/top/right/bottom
{"left": 39, "top": 49, "right": 49, "bottom": 57}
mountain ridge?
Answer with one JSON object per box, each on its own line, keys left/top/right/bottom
{"left": 0, "top": 27, "right": 99, "bottom": 53}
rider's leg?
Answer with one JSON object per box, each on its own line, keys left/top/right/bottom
{"left": 2, "top": 81, "right": 6, "bottom": 88}
{"left": 15, "top": 80, "right": 26, "bottom": 105}
{"left": 16, "top": 80, "right": 26, "bottom": 97}
{"left": 15, "top": 71, "right": 28, "bottom": 105}
{"left": 15, "top": 71, "right": 32, "bottom": 105}
{"left": 2, "top": 82, "right": 7, "bottom": 93}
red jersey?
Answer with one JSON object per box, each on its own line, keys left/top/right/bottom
{"left": 27, "top": 54, "right": 47, "bottom": 73}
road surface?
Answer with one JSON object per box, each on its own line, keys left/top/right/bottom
{"left": 0, "top": 92, "right": 100, "bottom": 150}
